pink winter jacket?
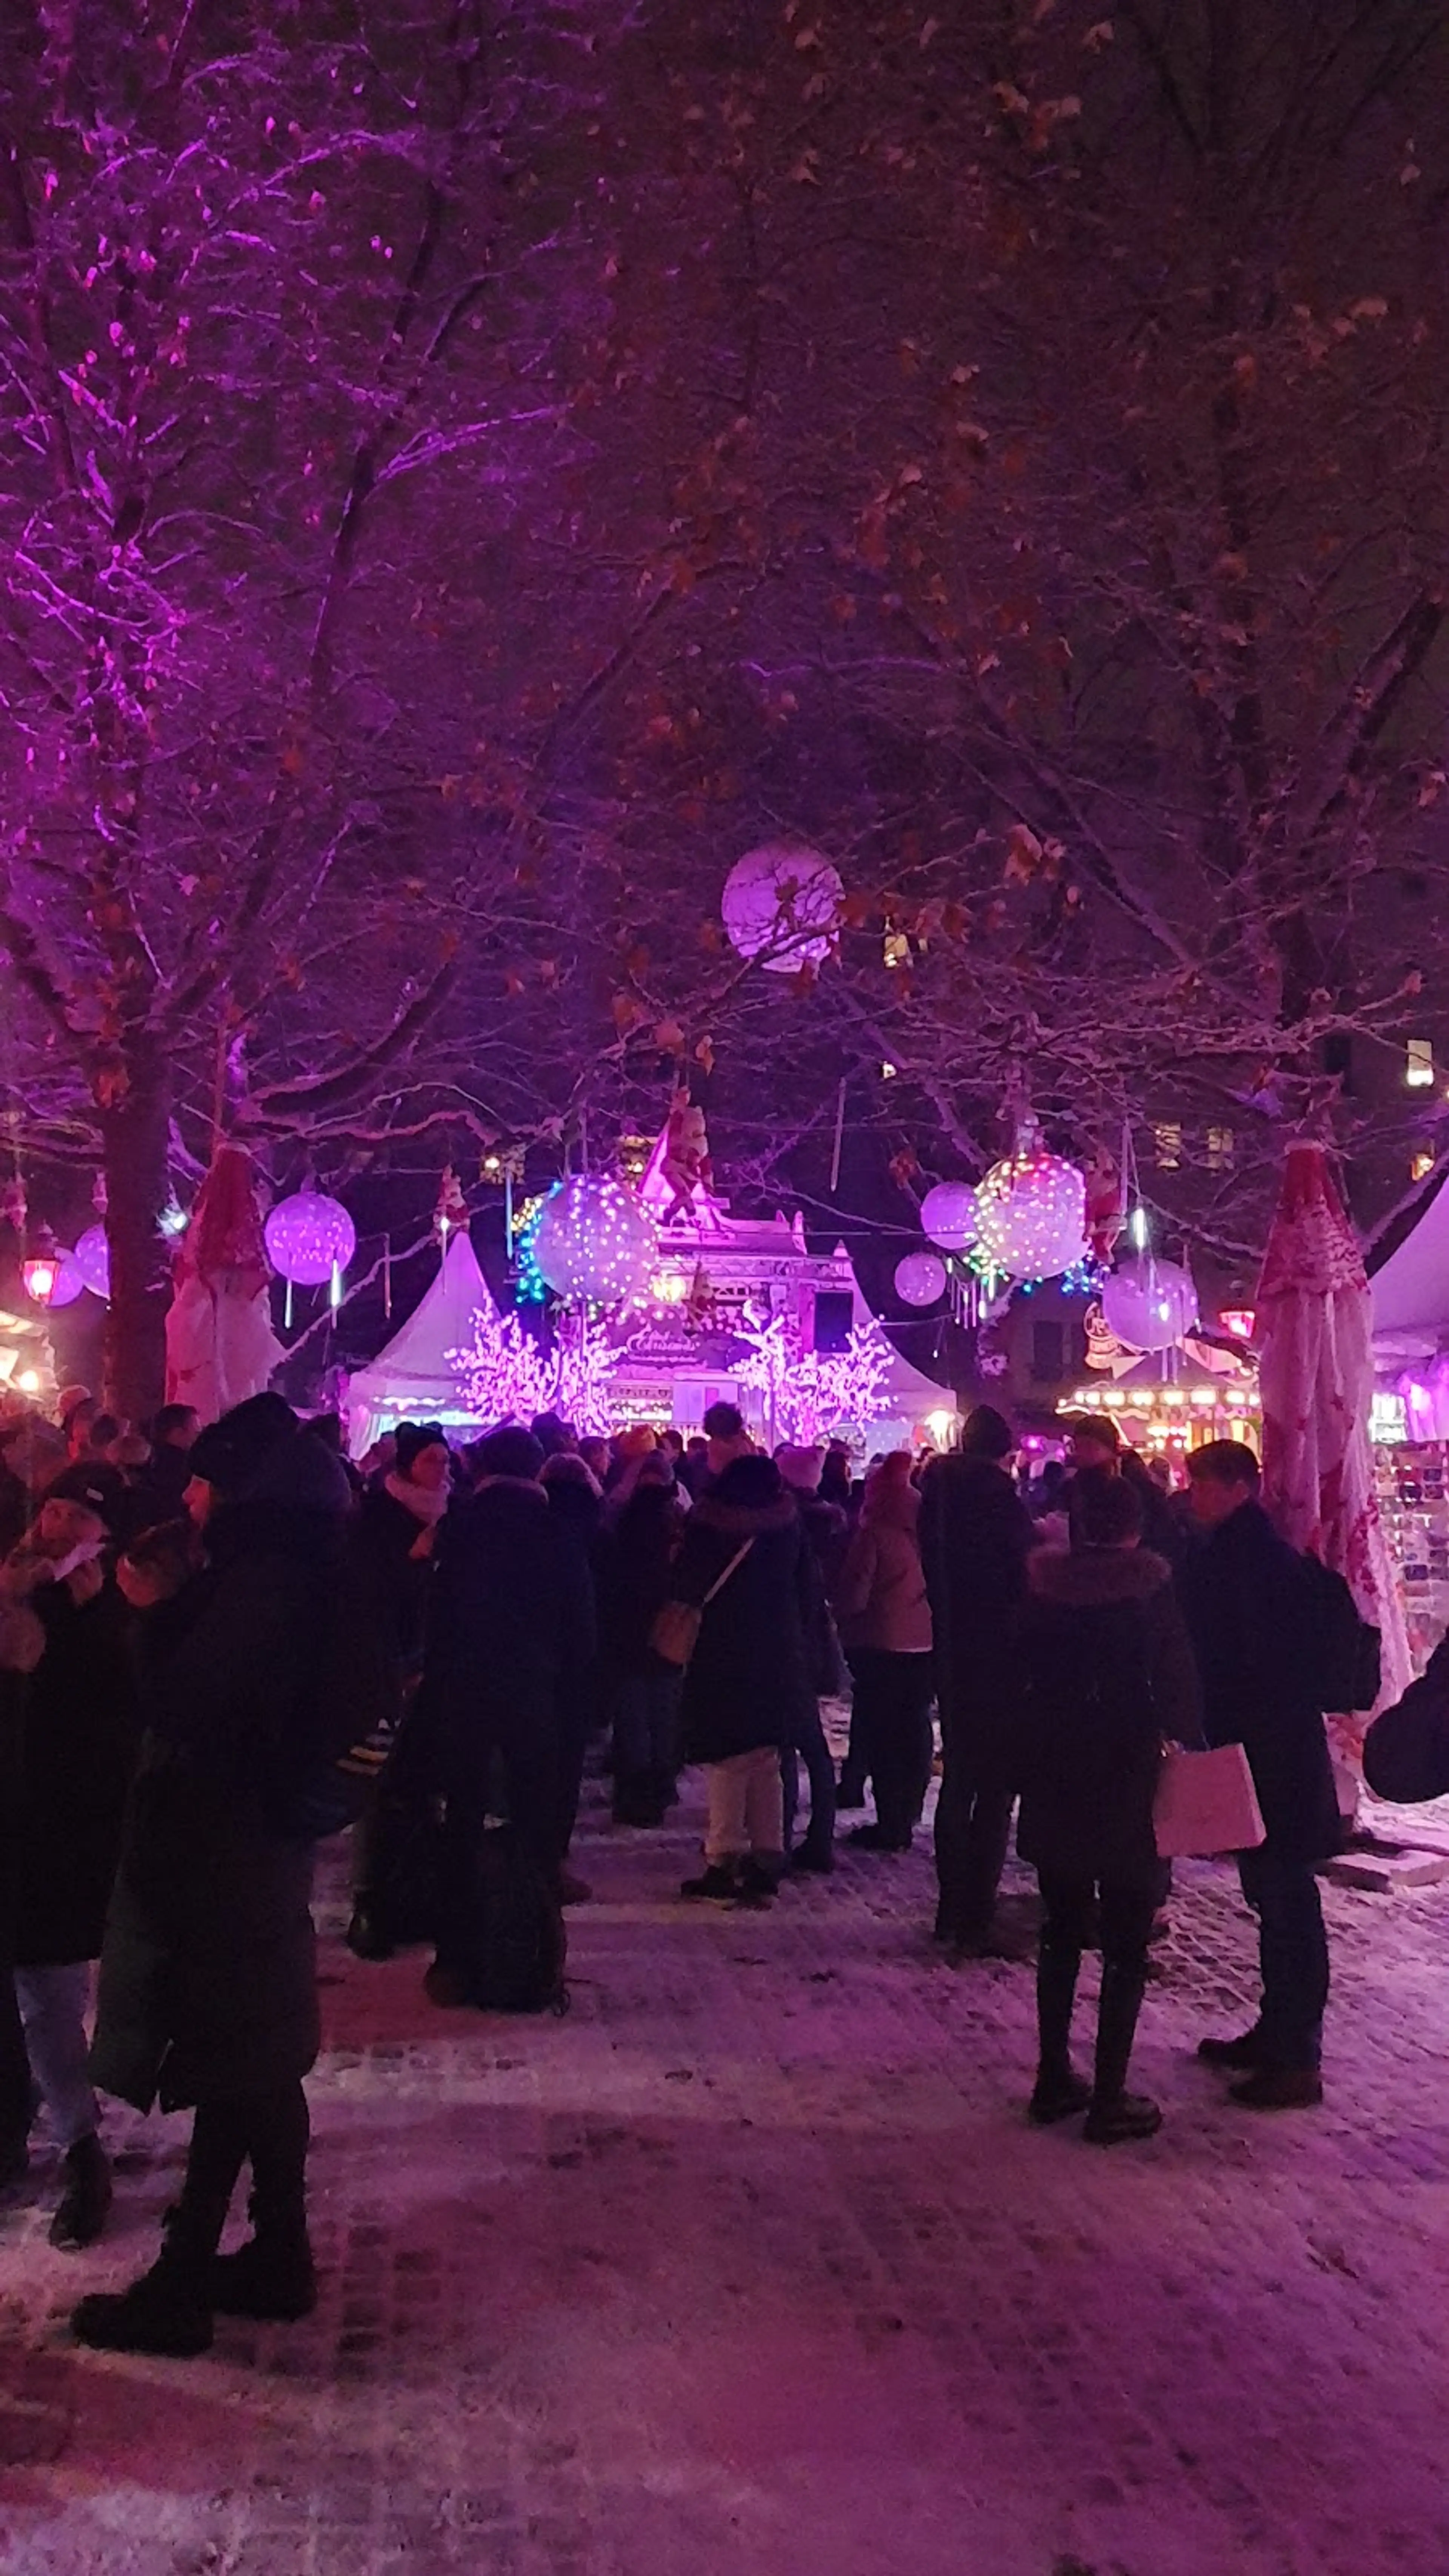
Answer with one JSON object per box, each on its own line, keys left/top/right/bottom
{"left": 834, "top": 1487, "right": 933, "bottom": 1656}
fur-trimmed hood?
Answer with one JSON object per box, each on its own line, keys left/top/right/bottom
{"left": 1027, "top": 1545, "right": 1173, "bottom": 1607}
{"left": 688, "top": 1490, "right": 798, "bottom": 1540}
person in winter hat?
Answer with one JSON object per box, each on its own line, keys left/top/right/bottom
{"left": 668, "top": 1453, "right": 813, "bottom": 1903}
{"left": 72, "top": 1394, "right": 352, "bottom": 2359}
{"left": 834, "top": 1452, "right": 935, "bottom": 1852}
{"left": 1016, "top": 1471, "right": 1202, "bottom": 2143}
{"left": 1, "top": 1468, "right": 138, "bottom": 2250}
{"left": 918, "top": 1406, "right": 1037, "bottom": 1953}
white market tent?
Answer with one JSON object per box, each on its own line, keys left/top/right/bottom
{"left": 345, "top": 1232, "right": 494, "bottom": 1456}
{"left": 1368, "top": 1166, "right": 1449, "bottom": 1355}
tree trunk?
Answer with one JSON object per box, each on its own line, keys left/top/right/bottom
{"left": 100, "top": 1041, "right": 172, "bottom": 1425}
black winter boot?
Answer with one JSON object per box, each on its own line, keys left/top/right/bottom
{"left": 72, "top": 2236, "right": 213, "bottom": 2356}
{"left": 1029, "top": 1946, "right": 1091, "bottom": 2124}
{"left": 1083, "top": 1961, "right": 1161, "bottom": 2144}
{"left": 211, "top": 2206, "right": 317, "bottom": 2322}
{"left": 50, "top": 2133, "right": 113, "bottom": 2250}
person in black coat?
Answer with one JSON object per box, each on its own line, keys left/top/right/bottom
{"left": 3, "top": 1466, "right": 140, "bottom": 2249}
{"left": 1017, "top": 1472, "right": 1203, "bottom": 2142}
{"left": 918, "top": 1405, "right": 1038, "bottom": 1952}
{"left": 1060, "top": 1414, "right": 1186, "bottom": 1567}
{"left": 413, "top": 1425, "right": 595, "bottom": 1985}
{"left": 669, "top": 1453, "right": 813, "bottom": 1901}
{"left": 0, "top": 1590, "right": 46, "bottom": 2193}
{"left": 1178, "top": 1441, "right": 1339, "bottom": 2109}
{"left": 540, "top": 1451, "right": 607, "bottom": 1895}
{"left": 72, "top": 1394, "right": 353, "bottom": 2359}
{"left": 345, "top": 1422, "right": 451, "bottom": 1957}
{"left": 598, "top": 1453, "right": 688, "bottom": 1825}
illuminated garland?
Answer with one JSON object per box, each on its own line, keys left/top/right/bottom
{"left": 512, "top": 1192, "right": 550, "bottom": 1304}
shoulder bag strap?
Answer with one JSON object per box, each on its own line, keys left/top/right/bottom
{"left": 702, "top": 1538, "right": 754, "bottom": 1606}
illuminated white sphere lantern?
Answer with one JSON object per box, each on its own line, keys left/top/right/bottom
{"left": 895, "top": 1250, "right": 948, "bottom": 1307}
{"left": 975, "top": 1146, "right": 1088, "bottom": 1282}
{"left": 721, "top": 844, "right": 843, "bottom": 975}
{"left": 1101, "top": 1258, "right": 1198, "bottom": 1353}
{"left": 263, "top": 1191, "right": 356, "bottom": 1287}
{"left": 919, "top": 1180, "right": 980, "bottom": 1254}
{"left": 533, "top": 1175, "right": 657, "bottom": 1307}
{"left": 73, "top": 1222, "right": 111, "bottom": 1300}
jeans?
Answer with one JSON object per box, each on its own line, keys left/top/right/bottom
{"left": 846, "top": 1650, "right": 935, "bottom": 1840}
{"left": 781, "top": 1696, "right": 837, "bottom": 1862}
{"left": 705, "top": 1749, "right": 785, "bottom": 1866}
{"left": 1237, "top": 1847, "right": 1329, "bottom": 2070}
{"left": 15, "top": 1962, "right": 99, "bottom": 2150}
{"left": 614, "top": 1667, "right": 681, "bottom": 1801}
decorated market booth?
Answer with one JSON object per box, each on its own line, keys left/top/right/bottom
{"left": 1368, "top": 1167, "right": 1449, "bottom": 1669}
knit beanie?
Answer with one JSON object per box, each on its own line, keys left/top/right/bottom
{"left": 188, "top": 1392, "right": 299, "bottom": 1501}
{"left": 958, "top": 1404, "right": 1017, "bottom": 1462}
{"left": 394, "top": 1420, "right": 449, "bottom": 1479}
{"left": 775, "top": 1444, "right": 824, "bottom": 1495}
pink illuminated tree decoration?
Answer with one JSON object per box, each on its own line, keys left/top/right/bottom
{"left": 736, "top": 1311, "right": 892, "bottom": 1445}
{"left": 447, "top": 1301, "right": 555, "bottom": 1430}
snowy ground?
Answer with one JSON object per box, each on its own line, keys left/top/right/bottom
{"left": 4, "top": 1759, "right": 1449, "bottom": 2576}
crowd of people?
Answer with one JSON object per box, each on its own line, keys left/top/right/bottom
{"left": 0, "top": 1378, "right": 1351, "bottom": 2359}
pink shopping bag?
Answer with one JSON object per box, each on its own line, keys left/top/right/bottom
{"left": 1154, "top": 1742, "right": 1266, "bottom": 1859}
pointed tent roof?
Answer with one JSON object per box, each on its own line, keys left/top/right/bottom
{"left": 346, "top": 1230, "right": 493, "bottom": 1449}
{"left": 1367, "top": 1163, "right": 1449, "bottom": 1349}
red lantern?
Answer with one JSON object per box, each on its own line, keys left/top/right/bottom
{"left": 1220, "top": 1307, "right": 1256, "bottom": 1341}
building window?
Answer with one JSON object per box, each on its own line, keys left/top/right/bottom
{"left": 1406, "top": 1038, "right": 1435, "bottom": 1090}
{"left": 882, "top": 929, "right": 911, "bottom": 970}
{"left": 1205, "top": 1126, "right": 1235, "bottom": 1170}
{"left": 1032, "top": 1321, "right": 1066, "bottom": 1383}
{"left": 1153, "top": 1122, "right": 1182, "bottom": 1170}
{"left": 1323, "top": 1033, "right": 1354, "bottom": 1091}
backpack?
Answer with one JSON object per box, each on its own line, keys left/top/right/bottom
{"left": 1300, "top": 1555, "right": 1381, "bottom": 1714}
{"left": 453, "top": 1822, "right": 569, "bottom": 2014}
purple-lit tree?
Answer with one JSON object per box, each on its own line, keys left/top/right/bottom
{"left": 7, "top": 0, "right": 1449, "bottom": 1428}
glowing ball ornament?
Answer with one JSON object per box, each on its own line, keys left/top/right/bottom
{"left": 920, "top": 1180, "right": 979, "bottom": 1254}
{"left": 895, "top": 1250, "right": 948, "bottom": 1308}
{"left": 73, "top": 1222, "right": 111, "bottom": 1300}
{"left": 975, "top": 1145, "right": 1088, "bottom": 1283}
{"left": 721, "top": 844, "right": 843, "bottom": 975}
{"left": 263, "top": 1191, "right": 356, "bottom": 1288}
{"left": 1101, "top": 1258, "right": 1198, "bottom": 1354}
{"left": 532, "top": 1175, "right": 657, "bottom": 1307}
